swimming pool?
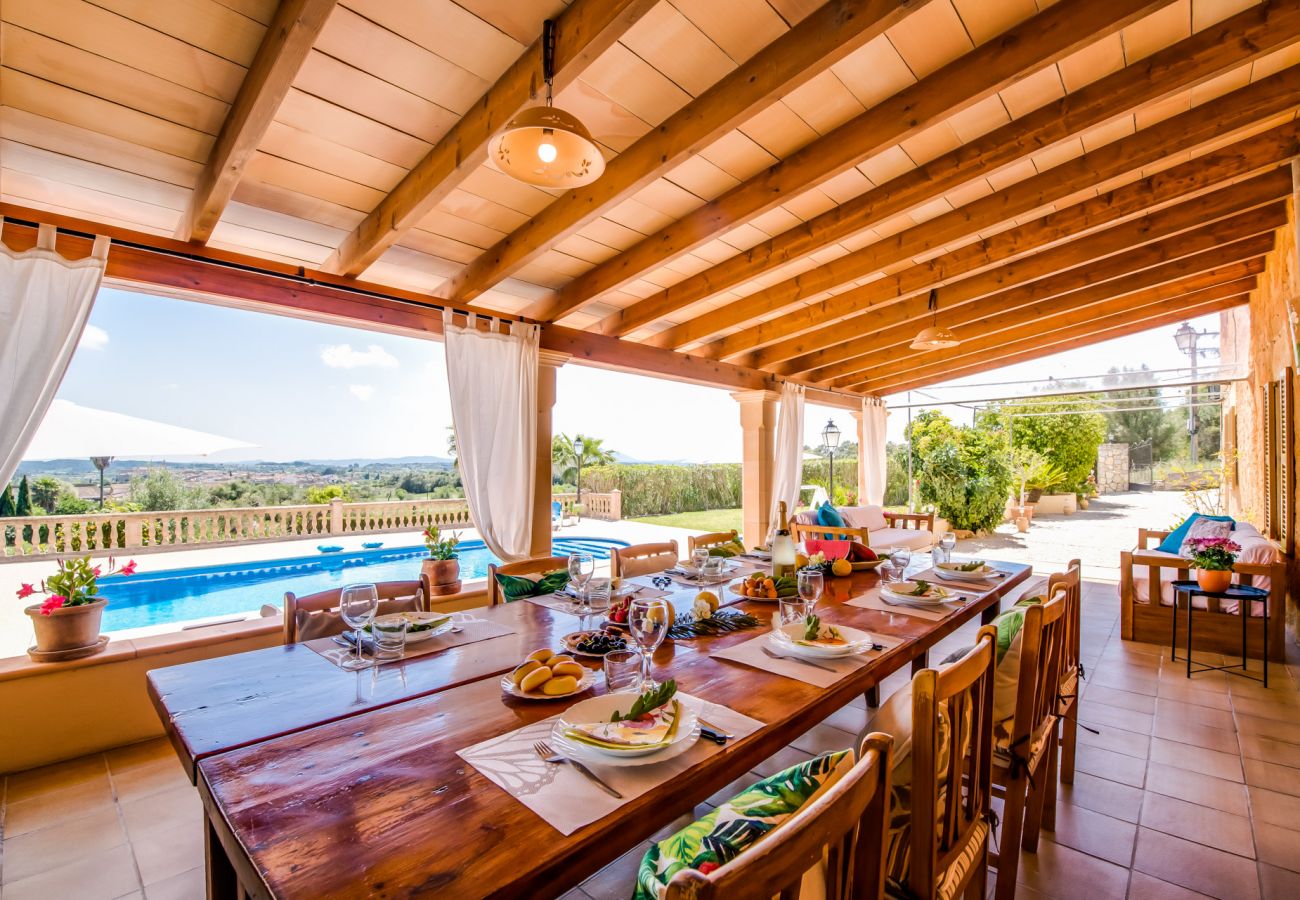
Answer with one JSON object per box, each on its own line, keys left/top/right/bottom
{"left": 97, "top": 537, "right": 628, "bottom": 632}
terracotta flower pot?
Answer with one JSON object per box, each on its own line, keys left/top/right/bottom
{"left": 1015, "top": 516, "right": 1029, "bottom": 533}
{"left": 25, "top": 599, "right": 107, "bottom": 654}
{"left": 422, "top": 557, "right": 462, "bottom": 597}
{"left": 1195, "top": 568, "right": 1232, "bottom": 593}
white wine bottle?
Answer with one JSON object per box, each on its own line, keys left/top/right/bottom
{"left": 771, "top": 500, "right": 796, "bottom": 580}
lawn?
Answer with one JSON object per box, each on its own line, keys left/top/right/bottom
{"left": 630, "top": 508, "right": 742, "bottom": 533}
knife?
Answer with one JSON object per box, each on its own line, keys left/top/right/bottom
{"left": 339, "top": 630, "right": 375, "bottom": 653}
{"left": 698, "top": 717, "right": 734, "bottom": 740}
{"left": 699, "top": 726, "right": 728, "bottom": 744}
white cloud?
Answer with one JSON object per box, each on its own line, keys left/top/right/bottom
{"left": 349, "top": 384, "right": 375, "bottom": 401}
{"left": 79, "top": 325, "right": 109, "bottom": 351}
{"left": 320, "top": 343, "right": 398, "bottom": 369}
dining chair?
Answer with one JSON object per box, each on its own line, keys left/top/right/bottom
{"left": 789, "top": 519, "right": 872, "bottom": 546}
{"left": 686, "top": 529, "right": 740, "bottom": 555}
{"left": 876, "top": 630, "right": 996, "bottom": 900}
{"left": 282, "top": 580, "right": 424, "bottom": 643}
{"left": 1047, "top": 559, "right": 1083, "bottom": 821}
{"left": 610, "top": 540, "right": 679, "bottom": 578}
{"left": 486, "top": 555, "right": 571, "bottom": 606}
{"left": 986, "top": 591, "right": 1069, "bottom": 899}
{"left": 661, "top": 733, "right": 893, "bottom": 900}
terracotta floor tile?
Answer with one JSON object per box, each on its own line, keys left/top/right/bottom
{"left": 1239, "top": 733, "right": 1300, "bottom": 768}
{"left": 1154, "top": 698, "right": 1237, "bottom": 733}
{"left": 1077, "top": 744, "right": 1148, "bottom": 788}
{"left": 1, "top": 805, "right": 127, "bottom": 883}
{"left": 1236, "top": 713, "right": 1300, "bottom": 746}
{"left": 128, "top": 816, "right": 206, "bottom": 888}
{"left": 4, "top": 755, "right": 109, "bottom": 803}
{"left": 1085, "top": 685, "right": 1159, "bottom": 714}
{"left": 787, "top": 722, "right": 856, "bottom": 757}
{"left": 821, "top": 701, "right": 869, "bottom": 735}
{"left": 1126, "top": 871, "right": 1213, "bottom": 899}
{"left": 1060, "top": 772, "right": 1145, "bottom": 824}
{"left": 1248, "top": 786, "right": 1300, "bottom": 830}
{"left": 1016, "top": 835, "right": 1132, "bottom": 899}
{"left": 1090, "top": 669, "right": 1160, "bottom": 698}
{"left": 0, "top": 843, "right": 139, "bottom": 900}
{"left": 1231, "top": 694, "right": 1300, "bottom": 723}
{"left": 2, "top": 776, "right": 116, "bottom": 837}
{"left": 752, "top": 745, "right": 813, "bottom": 779}
{"left": 1133, "top": 827, "right": 1260, "bottom": 900}
{"left": 1259, "top": 861, "right": 1300, "bottom": 900}
{"left": 111, "top": 757, "right": 190, "bottom": 804}
{"left": 119, "top": 783, "right": 203, "bottom": 837}
{"left": 141, "top": 866, "right": 204, "bottom": 900}
{"left": 1080, "top": 701, "right": 1155, "bottom": 735}
{"left": 1047, "top": 801, "right": 1137, "bottom": 867}
{"left": 1150, "top": 717, "right": 1241, "bottom": 755}
{"left": 105, "top": 738, "right": 176, "bottom": 774}
{"left": 1243, "top": 758, "right": 1300, "bottom": 798}
{"left": 1254, "top": 820, "right": 1300, "bottom": 874}
{"left": 1078, "top": 722, "right": 1152, "bottom": 761}
{"left": 1139, "top": 792, "right": 1255, "bottom": 858}
{"left": 1229, "top": 679, "right": 1300, "bottom": 705}
{"left": 1155, "top": 680, "right": 1233, "bottom": 711}
{"left": 1144, "top": 762, "right": 1249, "bottom": 816}
{"left": 581, "top": 840, "right": 650, "bottom": 899}
{"left": 1148, "top": 737, "right": 1243, "bottom": 783}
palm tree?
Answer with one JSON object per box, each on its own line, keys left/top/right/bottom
{"left": 552, "top": 433, "right": 615, "bottom": 507}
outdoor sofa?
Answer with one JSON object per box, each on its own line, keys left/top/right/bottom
{"left": 790, "top": 504, "right": 936, "bottom": 552}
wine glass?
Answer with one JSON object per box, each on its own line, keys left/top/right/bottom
{"left": 339, "top": 583, "right": 379, "bottom": 670}
{"left": 691, "top": 547, "right": 709, "bottom": 573}
{"left": 891, "top": 548, "right": 912, "bottom": 582}
{"left": 797, "top": 569, "right": 824, "bottom": 611}
{"left": 939, "top": 531, "right": 957, "bottom": 563}
{"left": 628, "top": 598, "right": 670, "bottom": 689}
{"left": 568, "top": 551, "right": 595, "bottom": 590}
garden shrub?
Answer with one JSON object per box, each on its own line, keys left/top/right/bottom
{"left": 583, "top": 464, "right": 741, "bottom": 518}
{"left": 908, "top": 411, "right": 1012, "bottom": 533}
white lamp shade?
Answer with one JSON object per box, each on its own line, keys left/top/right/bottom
{"left": 488, "top": 105, "right": 605, "bottom": 188}
{"left": 909, "top": 325, "right": 961, "bottom": 350}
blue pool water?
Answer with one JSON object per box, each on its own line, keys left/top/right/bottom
{"left": 97, "top": 537, "right": 627, "bottom": 632}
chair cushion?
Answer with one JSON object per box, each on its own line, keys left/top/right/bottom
{"left": 1156, "top": 513, "right": 1234, "bottom": 553}
{"left": 867, "top": 527, "right": 933, "bottom": 552}
{"left": 294, "top": 595, "right": 418, "bottom": 641}
{"left": 842, "top": 505, "right": 888, "bottom": 532}
{"left": 634, "top": 750, "right": 852, "bottom": 900}
{"left": 494, "top": 569, "right": 568, "bottom": 601}
{"left": 816, "top": 502, "right": 846, "bottom": 528}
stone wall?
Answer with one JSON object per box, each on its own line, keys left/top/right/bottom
{"left": 1096, "top": 443, "right": 1129, "bottom": 493}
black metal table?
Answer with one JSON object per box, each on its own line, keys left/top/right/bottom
{"left": 1171, "top": 579, "right": 1270, "bottom": 686}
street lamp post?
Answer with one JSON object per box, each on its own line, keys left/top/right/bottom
{"left": 1174, "top": 322, "right": 1218, "bottom": 466}
{"left": 821, "top": 419, "right": 841, "bottom": 504}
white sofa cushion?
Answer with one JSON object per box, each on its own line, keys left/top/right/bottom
{"left": 841, "top": 505, "right": 888, "bottom": 531}
{"left": 868, "top": 527, "right": 933, "bottom": 552}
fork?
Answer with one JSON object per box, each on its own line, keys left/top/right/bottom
{"left": 532, "top": 740, "right": 623, "bottom": 798}
{"left": 761, "top": 645, "right": 838, "bottom": 672}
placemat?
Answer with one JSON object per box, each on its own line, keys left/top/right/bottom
{"left": 848, "top": 593, "right": 971, "bottom": 622}
{"left": 711, "top": 630, "right": 903, "bottom": 688}
{"left": 909, "top": 565, "right": 1008, "bottom": 591}
{"left": 457, "top": 693, "right": 763, "bottom": 835}
{"left": 525, "top": 584, "right": 670, "bottom": 615}
{"left": 305, "top": 613, "right": 515, "bottom": 669}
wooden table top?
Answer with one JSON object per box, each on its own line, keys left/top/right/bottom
{"left": 193, "top": 563, "right": 1028, "bottom": 899}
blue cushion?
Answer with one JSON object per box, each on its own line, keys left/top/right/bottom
{"left": 1157, "top": 513, "right": 1234, "bottom": 554}
{"left": 816, "top": 502, "right": 845, "bottom": 529}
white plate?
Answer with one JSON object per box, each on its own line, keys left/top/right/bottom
{"left": 881, "top": 581, "right": 955, "bottom": 605}
{"left": 770, "top": 622, "right": 875, "bottom": 658}
{"left": 933, "top": 562, "right": 997, "bottom": 582}
{"left": 676, "top": 560, "right": 737, "bottom": 576}
{"left": 371, "top": 611, "right": 453, "bottom": 643}
{"left": 550, "top": 693, "right": 701, "bottom": 766}
{"left": 562, "top": 629, "right": 632, "bottom": 658}
{"left": 499, "top": 669, "right": 597, "bottom": 701}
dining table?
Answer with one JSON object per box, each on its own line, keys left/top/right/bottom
{"left": 148, "top": 559, "right": 1029, "bottom": 899}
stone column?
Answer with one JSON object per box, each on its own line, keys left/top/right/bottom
{"left": 731, "top": 389, "right": 781, "bottom": 547}
{"left": 850, "top": 407, "right": 867, "bottom": 506}
{"left": 532, "top": 350, "right": 570, "bottom": 557}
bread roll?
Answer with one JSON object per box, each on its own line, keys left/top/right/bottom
{"left": 546, "top": 654, "right": 575, "bottom": 667}
{"left": 550, "top": 661, "right": 584, "bottom": 679}
{"left": 520, "top": 665, "right": 553, "bottom": 693}
{"left": 542, "top": 675, "right": 578, "bottom": 695}
{"left": 526, "top": 648, "right": 555, "bottom": 664}
{"left": 511, "top": 659, "right": 542, "bottom": 686}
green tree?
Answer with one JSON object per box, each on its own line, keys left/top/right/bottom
{"left": 552, "top": 434, "right": 617, "bottom": 496}
{"left": 54, "top": 493, "right": 93, "bottom": 515}
{"left": 905, "top": 411, "right": 1012, "bottom": 533}
{"left": 305, "top": 484, "right": 353, "bottom": 504}
{"left": 984, "top": 397, "right": 1107, "bottom": 493}
{"left": 15, "top": 476, "right": 32, "bottom": 516}
{"left": 28, "top": 476, "right": 70, "bottom": 513}
{"left": 1102, "top": 366, "right": 1180, "bottom": 462}
{"left": 884, "top": 442, "right": 911, "bottom": 507}
{"left": 130, "top": 468, "right": 203, "bottom": 511}
{"left": 0, "top": 484, "right": 14, "bottom": 518}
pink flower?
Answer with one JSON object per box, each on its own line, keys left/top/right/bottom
{"left": 93, "top": 566, "right": 102, "bottom": 577}
{"left": 16, "top": 583, "right": 35, "bottom": 599}
{"left": 39, "top": 595, "right": 66, "bottom": 616}
{"left": 119, "top": 560, "right": 138, "bottom": 576}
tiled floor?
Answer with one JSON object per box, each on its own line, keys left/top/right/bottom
{"left": 3, "top": 580, "right": 1298, "bottom": 899}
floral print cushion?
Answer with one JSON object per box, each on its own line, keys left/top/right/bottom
{"left": 633, "top": 750, "right": 852, "bottom": 899}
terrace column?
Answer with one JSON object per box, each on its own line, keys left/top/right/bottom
{"left": 851, "top": 407, "right": 867, "bottom": 505}
{"left": 732, "top": 389, "right": 781, "bottom": 547}
{"left": 532, "top": 350, "right": 570, "bottom": 556}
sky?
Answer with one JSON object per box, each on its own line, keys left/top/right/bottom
{"left": 38, "top": 286, "right": 1225, "bottom": 464}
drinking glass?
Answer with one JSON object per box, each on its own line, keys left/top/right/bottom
{"left": 778, "top": 596, "right": 813, "bottom": 629}
{"left": 939, "top": 531, "right": 957, "bottom": 563}
{"left": 371, "top": 617, "right": 408, "bottom": 660}
{"left": 891, "top": 548, "right": 912, "bottom": 582}
{"left": 339, "top": 583, "right": 379, "bottom": 670}
{"left": 702, "top": 556, "right": 726, "bottom": 579}
{"left": 691, "top": 547, "right": 710, "bottom": 572}
{"left": 604, "top": 649, "right": 644, "bottom": 693}
{"left": 568, "top": 551, "right": 595, "bottom": 592}
{"left": 628, "top": 598, "right": 670, "bottom": 689}
{"left": 797, "top": 568, "right": 823, "bottom": 609}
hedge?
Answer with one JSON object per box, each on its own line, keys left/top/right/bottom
{"left": 582, "top": 464, "right": 742, "bottom": 518}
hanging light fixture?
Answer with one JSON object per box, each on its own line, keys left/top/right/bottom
{"left": 488, "top": 20, "right": 605, "bottom": 189}
{"left": 910, "top": 288, "right": 960, "bottom": 350}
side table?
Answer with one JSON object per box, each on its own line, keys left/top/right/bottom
{"left": 1170, "top": 579, "right": 1270, "bottom": 686}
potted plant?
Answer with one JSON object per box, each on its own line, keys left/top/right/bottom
{"left": 18, "top": 556, "right": 136, "bottom": 660}
{"left": 1008, "top": 449, "right": 1045, "bottom": 530}
{"left": 1185, "top": 535, "right": 1241, "bottom": 592}
{"left": 421, "top": 525, "right": 462, "bottom": 596}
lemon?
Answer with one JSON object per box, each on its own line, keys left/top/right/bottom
{"left": 696, "top": 590, "right": 720, "bottom": 612}
{"left": 795, "top": 553, "right": 809, "bottom": 569}
{"left": 831, "top": 558, "right": 853, "bottom": 577}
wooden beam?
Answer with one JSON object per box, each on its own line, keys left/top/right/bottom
{"left": 797, "top": 217, "right": 1282, "bottom": 381}
{"left": 322, "top": 0, "right": 658, "bottom": 277}
{"left": 839, "top": 271, "right": 1260, "bottom": 387}
{"left": 599, "top": 0, "right": 1300, "bottom": 338}
{"left": 771, "top": 181, "right": 1290, "bottom": 376}
{"left": 652, "top": 64, "right": 1300, "bottom": 351}
{"left": 720, "top": 126, "right": 1300, "bottom": 366}
{"left": 865, "top": 293, "right": 1252, "bottom": 395}
{"left": 175, "top": 0, "right": 338, "bottom": 243}
{"left": 443, "top": 0, "right": 931, "bottom": 306}
{"left": 535, "top": 0, "right": 1167, "bottom": 323}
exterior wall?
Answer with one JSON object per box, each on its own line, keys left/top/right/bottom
{"left": 1097, "top": 443, "right": 1130, "bottom": 494}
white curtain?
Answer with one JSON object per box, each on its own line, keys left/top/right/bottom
{"left": 443, "top": 310, "right": 539, "bottom": 561}
{"left": 768, "top": 382, "right": 805, "bottom": 539}
{"left": 861, "top": 397, "right": 888, "bottom": 506}
{"left": 0, "top": 223, "right": 109, "bottom": 489}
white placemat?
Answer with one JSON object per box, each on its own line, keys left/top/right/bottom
{"left": 305, "top": 613, "right": 515, "bottom": 668}
{"left": 457, "top": 693, "right": 763, "bottom": 835}
{"left": 848, "top": 593, "right": 970, "bottom": 622}
{"left": 526, "top": 584, "right": 671, "bottom": 615}
{"left": 911, "top": 565, "right": 1008, "bottom": 591}
{"left": 711, "top": 630, "right": 903, "bottom": 688}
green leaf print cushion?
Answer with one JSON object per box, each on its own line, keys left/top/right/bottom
{"left": 633, "top": 750, "right": 852, "bottom": 899}
{"left": 493, "top": 569, "right": 569, "bottom": 601}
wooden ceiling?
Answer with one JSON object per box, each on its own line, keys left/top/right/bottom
{"left": 2, "top": 0, "right": 1297, "bottom": 397}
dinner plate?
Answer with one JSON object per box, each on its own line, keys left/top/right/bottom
{"left": 728, "top": 581, "right": 782, "bottom": 602}
{"left": 933, "top": 562, "right": 998, "bottom": 582}
{"left": 881, "top": 581, "right": 955, "bottom": 605}
{"left": 371, "top": 611, "right": 453, "bottom": 643}
{"left": 499, "top": 669, "right": 597, "bottom": 701}
{"left": 550, "top": 693, "right": 700, "bottom": 766}
{"left": 769, "top": 621, "right": 876, "bottom": 658}
{"left": 562, "top": 628, "right": 632, "bottom": 658}
{"left": 850, "top": 558, "right": 888, "bottom": 571}
{"left": 675, "top": 560, "right": 738, "bottom": 576}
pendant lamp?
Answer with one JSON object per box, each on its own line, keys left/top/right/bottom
{"left": 910, "top": 288, "right": 960, "bottom": 350}
{"left": 488, "top": 20, "right": 605, "bottom": 189}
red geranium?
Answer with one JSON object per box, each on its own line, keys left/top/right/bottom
{"left": 16, "top": 583, "right": 35, "bottom": 599}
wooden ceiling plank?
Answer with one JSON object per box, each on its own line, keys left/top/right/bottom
{"left": 862, "top": 291, "right": 1252, "bottom": 394}
{"left": 176, "top": 0, "right": 340, "bottom": 242}
{"left": 652, "top": 62, "right": 1300, "bottom": 350}
{"left": 756, "top": 166, "right": 1291, "bottom": 372}
{"left": 320, "top": 0, "right": 660, "bottom": 278}
{"left": 446, "top": 0, "right": 930, "bottom": 309}
{"left": 545, "top": 0, "right": 1169, "bottom": 325}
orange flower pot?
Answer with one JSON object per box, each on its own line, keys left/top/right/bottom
{"left": 1195, "top": 568, "right": 1232, "bottom": 593}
